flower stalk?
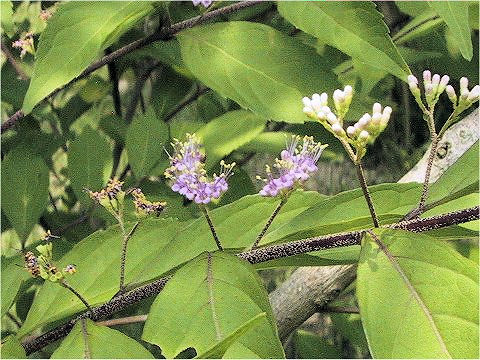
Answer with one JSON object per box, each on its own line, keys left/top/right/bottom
{"left": 199, "top": 205, "right": 223, "bottom": 251}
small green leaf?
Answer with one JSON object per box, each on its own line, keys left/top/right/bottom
{"left": 1, "top": 146, "right": 49, "bottom": 241}
{"left": 1, "top": 256, "right": 30, "bottom": 318}
{"left": 277, "top": 1, "right": 410, "bottom": 80}
{"left": 1, "top": 336, "right": 26, "bottom": 359}
{"left": 22, "top": 1, "right": 154, "bottom": 113}
{"left": 357, "top": 229, "right": 479, "bottom": 358}
{"left": 125, "top": 107, "right": 169, "bottom": 178}
{"left": 51, "top": 319, "right": 153, "bottom": 358}
{"left": 142, "top": 252, "right": 284, "bottom": 358}
{"left": 177, "top": 21, "right": 340, "bottom": 124}
{"left": 428, "top": 0, "right": 473, "bottom": 60}
{"left": 68, "top": 126, "right": 112, "bottom": 205}
{"left": 196, "top": 110, "right": 267, "bottom": 168}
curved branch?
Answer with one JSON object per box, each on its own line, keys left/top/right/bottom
{"left": 21, "top": 206, "right": 479, "bottom": 354}
{"left": 1, "top": 1, "right": 263, "bottom": 134}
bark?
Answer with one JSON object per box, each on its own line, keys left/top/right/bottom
{"left": 269, "top": 110, "right": 479, "bottom": 341}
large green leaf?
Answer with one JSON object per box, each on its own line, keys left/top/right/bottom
{"left": 177, "top": 21, "right": 340, "bottom": 124}
{"left": 18, "top": 191, "right": 321, "bottom": 336}
{"left": 22, "top": 1, "right": 154, "bottom": 113}
{"left": 125, "top": 107, "right": 169, "bottom": 178}
{"left": 357, "top": 229, "right": 479, "bottom": 358}
{"left": 264, "top": 183, "right": 422, "bottom": 244}
{"left": 68, "top": 126, "right": 112, "bottom": 205}
{"left": 1, "top": 146, "right": 49, "bottom": 241}
{"left": 51, "top": 319, "right": 153, "bottom": 358}
{"left": 428, "top": 0, "right": 473, "bottom": 60}
{"left": 18, "top": 218, "right": 180, "bottom": 337}
{"left": 196, "top": 110, "right": 267, "bottom": 168}
{"left": 277, "top": 1, "right": 410, "bottom": 80}
{"left": 1, "top": 1, "right": 15, "bottom": 37}
{"left": 1, "top": 336, "right": 26, "bottom": 359}
{"left": 142, "top": 252, "right": 284, "bottom": 358}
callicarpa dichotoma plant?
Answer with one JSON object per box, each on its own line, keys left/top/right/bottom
{"left": 1, "top": 1, "right": 479, "bottom": 359}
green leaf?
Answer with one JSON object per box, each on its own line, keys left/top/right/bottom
{"left": 142, "top": 252, "right": 284, "bottom": 358}
{"left": 196, "top": 110, "right": 267, "bottom": 168}
{"left": 277, "top": 1, "right": 410, "bottom": 80}
{"left": 18, "top": 191, "right": 321, "bottom": 336}
{"left": 1, "top": 1, "right": 15, "bottom": 37}
{"left": 293, "top": 330, "right": 341, "bottom": 359}
{"left": 51, "top": 319, "right": 153, "bottom": 359}
{"left": 264, "top": 183, "right": 422, "bottom": 244}
{"left": 1, "top": 336, "right": 26, "bottom": 359}
{"left": 357, "top": 229, "right": 479, "bottom": 358}
{"left": 177, "top": 21, "right": 340, "bottom": 124}
{"left": 392, "top": 9, "right": 444, "bottom": 46}
{"left": 195, "top": 313, "right": 267, "bottom": 359}
{"left": 428, "top": 141, "right": 479, "bottom": 206}
{"left": 1, "top": 256, "right": 30, "bottom": 318}
{"left": 18, "top": 218, "right": 179, "bottom": 337}
{"left": 68, "top": 126, "right": 112, "bottom": 205}
{"left": 428, "top": 0, "right": 473, "bottom": 60}
{"left": 1, "top": 146, "right": 49, "bottom": 241}
{"left": 22, "top": 1, "right": 154, "bottom": 114}
{"left": 125, "top": 107, "right": 169, "bottom": 178}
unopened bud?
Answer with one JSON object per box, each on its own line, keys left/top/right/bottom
{"left": 311, "top": 97, "right": 322, "bottom": 112}
{"left": 439, "top": 75, "right": 449, "bottom": 88}
{"left": 407, "top": 75, "right": 418, "bottom": 85}
{"left": 346, "top": 126, "right": 356, "bottom": 137}
{"left": 302, "top": 97, "right": 311, "bottom": 107}
{"left": 327, "top": 112, "right": 338, "bottom": 125}
{"left": 372, "top": 103, "right": 382, "bottom": 114}
{"left": 467, "top": 85, "right": 480, "bottom": 102}
{"left": 358, "top": 114, "right": 370, "bottom": 127}
{"left": 344, "top": 85, "right": 353, "bottom": 97}
{"left": 446, "top": 85, "right": 457, "bottom": 104}
{"left": 460, "top": 77, "right": 469, "bottom": 92}
{"left": 320, "top": 92, "right": 328, "bottom": 105}
{"left": 358, "top": 130, "right": 369, "bottom": 140}
{"left": 331, "top": 123, "right": 345, "bottom": 136}
{"left": 423, "top": 70, "right": 431, "bottom": 83}
{"left": 371, "top": 113, "right": 382, "bottom": 125}
{"left": 425, "top": 83, "right": 434, "bottom": 95}
{"left": 432, "top": 74, "right": 440, "bottom": 87}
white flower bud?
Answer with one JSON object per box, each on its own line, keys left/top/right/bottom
{"left": 407, "top": 75, "right": 418, "bottom": 85}
{"left": 440, "top": 75, "right": 449, "bottom": 88}
{"left": 331, "top": 123, "right": 345, "bottom": 136}
{"left": 311, "top": 97, "right": 322, "bottom": 112}
{"left": 423, "top": 70, "right": 431, "bottom": 83}
{"left": 460, "top": 77, "right": 469, "bottom": 92}
{"left": 317, "top": 111, "right": 326, "bottom": 120}
{"left": 371, "top": 113, "right": 382, "bottom": 125}
{"left": 346, "top": 126, "right": 356, "bottom": 137}
{"left": 354, "top": 123, "right": 361, "bottom": 131}
{"left": 383, "top": 106, "right": 392, "bottom": 116}
{"left": 321, "top": 106, "right": 331, "bottom": 115}
{"left": 372, "top": 103, "right": 382, "bottom": 114}
{"left": 358, "top": 114, "right": 370, "bottom": 127}
{"left": 344, "top": 85, "right": 353, "bottom": 97}
{"left": 311, "top": 93, "right": 321, "bottom": 102}
{"left": 446, "top": 85, "right": 456, "bottom": 103}
{"left": 460, "top": 88, "right": 469, "bottom": 99}
{"left": 467, "top": 85, "right": 480, "bottom": 101}
{"left": 358, "top": 130, "right": 369, "bottom": 140}
{"left": 302, "top": 97, "right": 311, "bottom": 107}
{"left": 303, "top": 106, "right": 314, "bottom": 115}
{"left": 432, "top": 74, "right": 440, "bottom": 87}
{"left": 327, "top": 112, "right": 338, "bottom": 125}
{"left": 425, "top": 83, "right": 434, "bottom": 95}
{"left": 409, "top": 81, "right": 419, "bottom": 92}
{"left": 320, "top": 92, "right": 328, "bottom": 105}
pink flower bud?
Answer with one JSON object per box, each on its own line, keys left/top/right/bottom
{"left": 423, "top": 70, "right": 431, "bottom": 83}
{"left": 407, "top": 75, "right": 418, "bottom": 85}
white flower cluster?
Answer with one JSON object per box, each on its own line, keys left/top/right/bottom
{"left": 446, "top": 77, "right": 480, "bottom": 107}
{"left": 192, "top": 0, "right": 212, "bottom": 7}
{"left": 303, "top": 86, "right": 391, "bottom": 148}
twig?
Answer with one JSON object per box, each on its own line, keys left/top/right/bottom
{"left": 1, "top": 41, "right": 28, "bottom": 80}
{"left": 251, "top": 195, "right": 290, "bottom": 249}
{"left": 164, "top": 86, "right": 209, "bottom": 122}
{"left": 1, "top": 1, "right": 262, "bottom": 134}
{"left": 59, "top": 279, "right": 92, "bottom": 311}
{"left": 96, "top": 314, "right": 147, "bottom": 327}
{"left": 21, "top": 206, "right": 479, "bottom": 355}
{"left": 355, "top": 162, "right": 379, "bottom": 227}
{"left": 199, "top": 205, "right": 223, "bottom": 251}
{"left": 118, "top": 221, "right": 139, "bottom": 292}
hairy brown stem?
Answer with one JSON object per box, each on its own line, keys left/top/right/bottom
{"left": 60, "top": 280, "right": 92, "bottom": 311}
{"left": 200, "top": 205, "right": 223, "bottom": 251}
{"left": 21, "top": 206, "right": 478, "bottom": 355}
{"left": 119, "top": 222, "right": 139, "bottom": 293}
{"left": 356, "top": 163, "right": 379, "bottom": 227}
{"left": 251, "top": 195, "right": 289, "bottom": 250}
{"left": 1, "top": 1, "right": 262, "bottom": 134}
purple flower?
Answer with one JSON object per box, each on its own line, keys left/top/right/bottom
{"left": 192, "top": 0, "right": 213, "bottom": 7}
{"left": 165, "top": 134, "right": 234, "bottom": 204}
{"left": 258, "top": 136, "right": 327, "bottom": 197}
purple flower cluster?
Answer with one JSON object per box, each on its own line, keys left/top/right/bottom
{"left": 165, "top": 134, "right": 234, "bottom": 204}
{"left": 192, "top": 0, "right": 212, "bottom": 8}
{"left": 258, "top": 136, "right": 327, "bottom": 197}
